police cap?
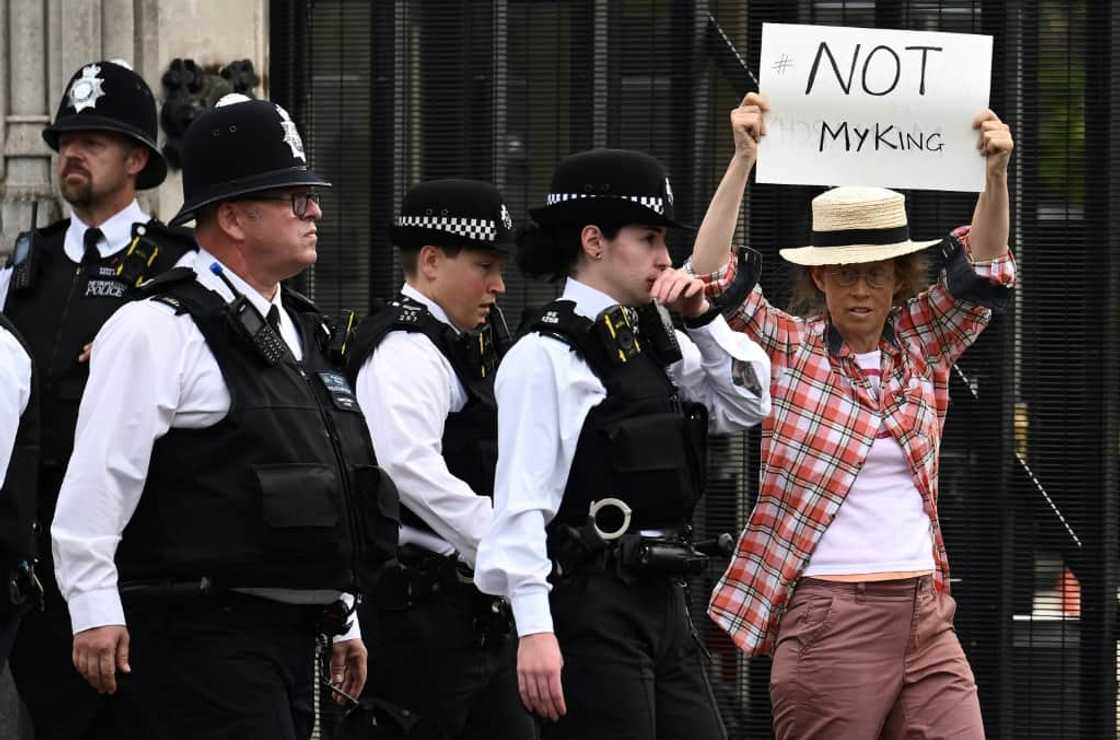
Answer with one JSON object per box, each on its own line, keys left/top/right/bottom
{"left": 529, "top": 148, "right": 690, "bottom": 230}
{"left": 43, "top": 60, "right": 167, "bottom": 190}
{"left": 392, "top": 179, "right": 515, "bottom": 254}
{"left": 170, "top": 94, "right": 331, "bottom": 226}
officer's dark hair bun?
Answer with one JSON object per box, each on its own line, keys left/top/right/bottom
{"left": 516, "top": 220, "right": 624, "bottom": 282}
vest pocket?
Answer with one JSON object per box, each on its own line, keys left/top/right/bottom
{"left": 605, "top": 412, "right": 702, "bottom": 525}
{"left": 253, "top": 464, "right": 342, "bottom": 555}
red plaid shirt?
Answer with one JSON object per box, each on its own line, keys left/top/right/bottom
{"left": 697, "top": 227, "right": 1017, "bottom": 656}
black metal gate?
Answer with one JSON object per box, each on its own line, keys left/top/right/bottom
{"left": 271, "top": 2, "right": 1120, "bottom": 737}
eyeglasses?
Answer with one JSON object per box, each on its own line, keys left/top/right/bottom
{"left": 825, "top": 264, "right": 894, "bottom": 288}
{"left": 240, "top": 191, "right": 321, "bottom": 218}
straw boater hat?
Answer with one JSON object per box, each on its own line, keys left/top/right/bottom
{"left": 779, "top": 186, "right": 941, "bottom": 266}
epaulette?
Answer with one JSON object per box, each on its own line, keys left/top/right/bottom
{"left": 524, "top": 300, "right": 649, "bottom": 378}
{"left": 133, "top": 219, "right": 196, "bottom": 249}
{"left": 116, "top": 220, "right": 198, "bottom": 289}
{"left": 135, "top": 266, "right": 197, "bottom": 297}
{"left": 281, "top": 285, "right": 320, "bottom": 316}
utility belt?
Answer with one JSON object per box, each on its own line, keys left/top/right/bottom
{"left": 547, "top": 500, "right": 735, "bottom": 582}
{"left": 374, "top": 544, "right": 513, "bottom": 648}
{"left": 119, "top": 577, "right": 355, "bottom": 637}
{"left": 0, "top": 559, "right": 44, "bottom": 618}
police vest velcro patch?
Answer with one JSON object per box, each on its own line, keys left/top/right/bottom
{"left": 317, "top": 371, "right": 359, "bottom": 412}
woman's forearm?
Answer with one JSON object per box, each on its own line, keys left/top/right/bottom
{"left": 691, "top": 154, "right": 755, "bottom": 275}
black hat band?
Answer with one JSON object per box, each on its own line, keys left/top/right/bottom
{"left": 544, "top": 192, "right": 665, "bottom": 215}
{"left": 810, "top": 225, "right": 911, "bottom": 248}
{"left": 396, "top": 215, "right": 500, "bottom": 242}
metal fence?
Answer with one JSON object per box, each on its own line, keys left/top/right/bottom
{"left": 271, "top": 1, "right": 1120, "bottom": 737}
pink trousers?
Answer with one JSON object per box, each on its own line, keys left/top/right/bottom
{"left": 770, "top": 576, "right": 985, "bottom": 739}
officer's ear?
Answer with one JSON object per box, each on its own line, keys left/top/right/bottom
{"left": 214, "top": 201, "right": 252, "bottom": 242}
{"left": 417, "top": 243, "right": 444, "bottom": 281}
{"left": 124, "top": 143, "right": 149, "bottom": 179}
{"left": 580, "top": 225, "right": 607, "bottom": 262}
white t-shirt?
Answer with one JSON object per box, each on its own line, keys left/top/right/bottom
{"left": 802, "top": 349, "right": 936, "bottom": 577}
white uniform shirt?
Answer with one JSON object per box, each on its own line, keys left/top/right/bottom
{"left": 474, "top": 278, "right": 772, "bottom": 636}
{"left": 354, "top": 283, "right": 492, "bottom": 565}
{"left": 0, "top": 200, "right": 150, "bottom": 309}
{"left": 0, "top": 325, "right": 32, "bottom": 487}
{"left": 51, "top": 248, "right": 359, "bottom": 640}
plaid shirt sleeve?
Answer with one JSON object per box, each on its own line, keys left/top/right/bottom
{"left": 895, "top": 226, "right": 1018, "bottom": 369}
{"left": 685, "top": 249, "right": 804, "bottom": 369}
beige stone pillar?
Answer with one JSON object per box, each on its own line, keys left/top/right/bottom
{"left": 0, "top": 0, "right": 269, "bottom": 254}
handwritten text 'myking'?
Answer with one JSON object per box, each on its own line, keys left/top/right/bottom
{"left": 818, "top": 120, "right": 944, "bottom": 153}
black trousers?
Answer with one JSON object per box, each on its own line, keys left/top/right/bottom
{"left": 544, "top": 569, "right": 727, "bottom": 740}
{"left": 10, "top": 468, "right": 141, "bottom": 740}
{"left": 358, "top": 582, "right": 538, "bottom": 740}
{"left": 124, "top": 594, "right": 321, "bottom": 740}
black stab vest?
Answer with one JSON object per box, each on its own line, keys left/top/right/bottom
{"left": 524, "top": 300, "right": 708, "bottom": 532}
{"left": 344, "top": 295, "right": 498, "bottom": 538}
{"left": 2, "top": 218, "right": 197, "bottom": 536}
{"left": 0, "top": 315, "right": 39, "bottom": 562}
{"left": 115, "top": 273, "right": 399, "bottom": 592}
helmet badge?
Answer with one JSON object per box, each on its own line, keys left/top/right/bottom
{"left": 275, "top": 105, "right": 306, "bottom": 162}
{"left": 69, "top": 64, "right": 106, "bottom": 114}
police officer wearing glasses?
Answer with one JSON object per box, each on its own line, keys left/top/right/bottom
{"left": 0, "top": 59, "right": 196, "bottom": 738}
{"left": 50, "top": 94, "right": 399, "bottom": 739}
{"left": 344, "top": 179, "right": 537, "bottom": 738}
{"left": 474, "top": 149, "right": 772, "bottom": 739}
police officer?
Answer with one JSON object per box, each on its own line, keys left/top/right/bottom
{"left": 1, "top": 59, "right": 196, "bottom": 738}
{"left": 473, "top": 149, "right": 772, "bottom": 739}
{"left": 51, "top": 94, "right": 398, "bottom": 739}
{"left": 0, "top": 315, "right": 36, "bottom": 670}
{"left": 344, "top": 180, "right": 536, "bottom": 738}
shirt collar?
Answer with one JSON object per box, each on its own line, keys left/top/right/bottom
{"left": 64, "top": 200, "right": 148, "bottom": 263}
{"left": 193, "top": 248, "right": 285, "bottom": 319}
{"left": 400, "top": 283, "right": 459, "bottom": 335}
{"left": 825, "top": 317, "right": 899, "bottom": 357}
{"left": 560, "top": 278, "right": 620, "bottom": 320}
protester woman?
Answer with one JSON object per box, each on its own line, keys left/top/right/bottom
{"left": 695, "top": 93, "right": 1015, "bottom": 739}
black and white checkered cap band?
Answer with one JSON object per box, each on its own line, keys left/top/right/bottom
{"left": 395, "top": 215, "right": 498, "bottom": 241}
{"left": 545, "top": 192, "right": 665, "bottom": 215}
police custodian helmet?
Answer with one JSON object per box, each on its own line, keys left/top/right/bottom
{"left": 170, "top": 94, "right": 331, "bottom": 226}
{"left": 528, "top": 148, "right": 691, "bottom": 230}
{"left": 392, "top": 179, "right": 515, "bottom": 254}
{"left": 42, "top": 60, "right": 167, "bottom": 190}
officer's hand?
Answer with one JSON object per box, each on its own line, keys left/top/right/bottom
{"left": 517, "top": 632, "right": 566, "bottom": 721}
{"left": 651, "top": 268, "right": 710, "bottom": 319}
{"left": 330, "top": 638, "right": 368, "bottom": 704}
{"left": 77, "top": 342, "right": 92, "bottom": 363}
{"left": 72, "top": 625, "right": 130, "bottom": 694}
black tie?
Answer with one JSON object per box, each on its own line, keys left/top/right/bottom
{"left": 266, "top": 305, "right": 282, "bottom": 333}
{"left": 82, "top": 227, "right": 103, "bottom": 266}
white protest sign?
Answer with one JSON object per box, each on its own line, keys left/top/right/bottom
{"left": 756, "top": 23, "right": 992, "bottom": 192}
